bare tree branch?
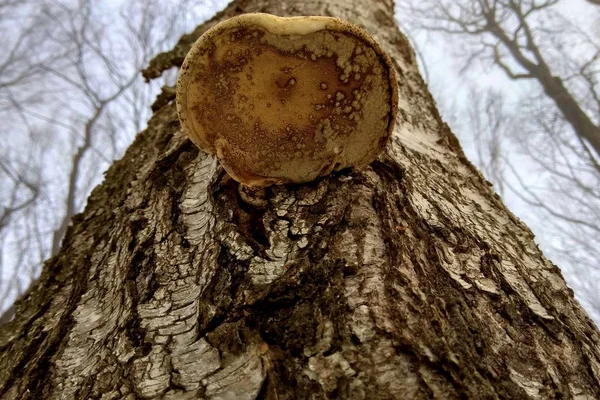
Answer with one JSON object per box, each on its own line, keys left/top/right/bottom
{"left": 402, "top": 0, "right": 600, "bottom": 155}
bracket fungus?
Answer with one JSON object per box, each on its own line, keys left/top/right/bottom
{"left": 176, "top": 13, "right": 398, "bottom": 187}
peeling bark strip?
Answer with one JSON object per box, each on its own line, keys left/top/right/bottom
{"left": 1, "top": 0, "right": 599, "bottom": 399}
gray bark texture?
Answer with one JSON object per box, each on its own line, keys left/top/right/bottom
{"left": 1, "top": 0, "right": 600, "bottom": 399}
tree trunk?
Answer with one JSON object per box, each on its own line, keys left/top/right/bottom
{"left": 1, "top": 0, "right": 599, "bottom": 399}
{"left": 536, "top": 70, "right": 600, "bottom": 156}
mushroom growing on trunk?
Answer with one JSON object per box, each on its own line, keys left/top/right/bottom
{"left": 176, "top": 13, "right": 398, "bottom": 187}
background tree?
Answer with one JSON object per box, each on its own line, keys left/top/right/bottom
{"left": 0, "top": 0, "right": 217, "bottom": 317}
{"left": 0, "top": 0, "right": 599, "bottom": 398}
{"left": 397, "top": 0, "right": 600, "bottom": 321}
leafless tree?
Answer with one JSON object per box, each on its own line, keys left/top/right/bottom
{"left": 398, "top": 0, "right": 600, "bottom": 319}
{"left": 467, "top": 88, "right": 508, "bottom": 196}
{"left": 400, "top": 0, "right": 600, "bottom": 153}
{"left": 0, "top": 0, "right": 599, "bottom": 396}
{"left": 0, "top": 0, "right": 216, "bottom": 316}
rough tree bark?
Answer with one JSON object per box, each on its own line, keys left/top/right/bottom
{"left": 1, "top": 0, "right": 599, "bottom": 399}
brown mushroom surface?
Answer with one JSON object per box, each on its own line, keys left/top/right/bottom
{"left": 176, "top": 13, "right": 398, "bottom": 187}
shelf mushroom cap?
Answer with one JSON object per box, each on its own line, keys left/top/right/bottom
{"left": 176, "top": 13, "right": 398, "bottom": 187}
